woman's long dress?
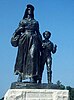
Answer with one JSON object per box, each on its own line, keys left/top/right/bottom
{"left": 11, "top": 18, "right": 42, "bottom": 79}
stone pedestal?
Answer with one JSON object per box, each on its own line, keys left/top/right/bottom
{"left": 4, "top": 89, "right": 69, "bottom": 100}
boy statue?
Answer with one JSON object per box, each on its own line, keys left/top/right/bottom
{"left": 39, "top": 31, "right": 57, "bottom": 84}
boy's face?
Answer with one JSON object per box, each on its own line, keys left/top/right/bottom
{"left": 44, "top": 32, "right": 51, "bottom": 39}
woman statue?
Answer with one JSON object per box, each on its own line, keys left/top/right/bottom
{"left": 11, "top": 4, "right": 42, "bottom": 83}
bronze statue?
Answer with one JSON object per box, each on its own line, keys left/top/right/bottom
{"left": 11, "top": 4, "right": 42, "bottom": 83}
{"left": 39, "top": 31, "right": 57, "bottom": 84}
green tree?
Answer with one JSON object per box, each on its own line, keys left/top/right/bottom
{"left": 66, "top": 86, "right": 74, "bottom": 100}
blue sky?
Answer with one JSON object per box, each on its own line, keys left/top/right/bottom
{"left": 0, "top": 0, "right": 74, "bottom": 98}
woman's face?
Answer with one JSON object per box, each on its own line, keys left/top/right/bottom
{"left": 27, "top": 8, "right": 33, "bottom": 15}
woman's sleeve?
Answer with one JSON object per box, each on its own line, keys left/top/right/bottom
{"left": 15, "top": 20, "right": 25, "bottom": 34}
{"left": 11, "top": 20, "right": 25, "bottom": 47}
{"left": 36, "top": 21, "right": 40, "bottom": 33}
{"left": 11, "top": 20, "right": 23, "bottom": 47}
{"left": 36, "top": 21, "right": 42, "bottom": 50}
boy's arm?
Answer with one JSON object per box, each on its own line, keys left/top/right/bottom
{"left": 52, "top": 44, "right": 57, "bottom": 54}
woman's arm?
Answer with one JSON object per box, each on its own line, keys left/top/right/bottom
{"left": 11, "top": 20, "right": 25, "bottom": 47}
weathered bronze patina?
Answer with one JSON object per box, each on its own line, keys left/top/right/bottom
{"left": 39, "top": 31, "right": 57, "bottom": 84}
{"left": 11, "top": 4, "right": 57, "bottom": 84}
{"left": 11, "top": 4, "right": 42, "bottom": 83}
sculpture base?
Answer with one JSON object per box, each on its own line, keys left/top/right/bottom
{"left": 4, "top": 89, "right": 69, "bottom": 100}
{"left": 10, "top": 82, "right": 64, "bottom": 89}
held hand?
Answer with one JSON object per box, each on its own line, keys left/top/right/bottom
{"left": 52, "top": 44, "right": 57, "bottom": 54}
{"left": 54, "top": 44, "right": 57, "bottom": 52}
{"left": 55, "top": 44, "right": 57, "bottom": 48}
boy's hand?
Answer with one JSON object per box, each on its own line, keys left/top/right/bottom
{"left": 54, "top": 44, "right": 57, "bottom": 51}
{"left": 55, "top": 44, "right": 57, "bottom": 48}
